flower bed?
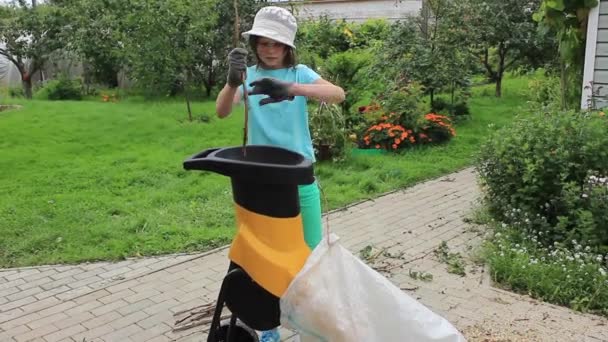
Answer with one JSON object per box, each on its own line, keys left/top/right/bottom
{"left": 354, "top": 104, "right": 456, "bottom": 151}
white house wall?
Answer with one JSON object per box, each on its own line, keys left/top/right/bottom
{"left": 583, "top": 0, "right": 608, "bottom": 109}
{"left": 287, "top": 0, "right": 423, "bottom": 23}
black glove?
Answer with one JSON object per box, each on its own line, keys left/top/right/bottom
{"left": 248, "top": 78, "right": 294, "bottom": 106}
{"left": 227, "top": 48, "right": 248, "bottom": 88}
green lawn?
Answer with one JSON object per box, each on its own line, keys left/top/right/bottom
{"left": 0, "top": 75, "right": 532, "bottom": 267}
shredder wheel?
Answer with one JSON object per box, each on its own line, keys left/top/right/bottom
{"left": 214, "top": 318, "right": 259, "bottom": 342}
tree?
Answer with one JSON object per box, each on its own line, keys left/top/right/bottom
{"left": 61, "top": 0, "right": 129, "bottom": 90}
{"left": 446, "top": 0, "right": 542, "bottom": 97}
{"left": 0, "top": 1, "right": 66, "bottom": 98}
{"left": 197, "top": 0, "right": 265, "bottom": 97}
{"left": 374, "top": 1, "right": 473, "bottom": 106}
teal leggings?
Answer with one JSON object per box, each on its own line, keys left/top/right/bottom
{"left": 298, "top": 181, "right": 322, "bottom": 250}
{"left": 259, "top": 182, "right": 322, "bottom": 337}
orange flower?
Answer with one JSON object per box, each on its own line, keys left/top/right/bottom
{"left": 375, "top": 144, "right": 381, "bottom": 149}
{"left": 389, "top": 132, "right": 395, "bottom": 137}
{"left": 409, "top": 136, "right": 415, "bottom": 143}
{"left": 395, "top": 138, "right": 401, "bottom": 144}
{"left": 392, "top": 144, "right": 398, "bottom": 149}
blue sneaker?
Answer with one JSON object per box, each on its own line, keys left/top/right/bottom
{"left": 259, "top": 328, "right": 280, "bottom": 342}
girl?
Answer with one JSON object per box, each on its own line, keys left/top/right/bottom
{"left": 215, "top": 5, "right": 345, "bottom": 342}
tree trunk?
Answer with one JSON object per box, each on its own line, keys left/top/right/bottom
{"left": 185, "top": 93, "right": 193, "bottom": 122}
{"left": 22, "top": 79, "right": 33, "bottom": 99}
{"left": 451, "top": 82, "right": 455, "bottom": 106}
{"left": 495, "top": 76, "right": 502, "bottom": 98}
{"left": 183, "top": 78, "right": 193, "bottom": 122}
{"left": 205, "top": 66, "right": 215, "bottom": 97}
{"left": 495, "top": 44, "right": 506, "bottom": 98}
{"left": 204, "top": 83, "right": 212, "bottom": 97}
{"left": 560, "top": 61, "right": 568, "bottom": 110}
{"left": 110, "top": 71, "right": 119, "bottom": 88}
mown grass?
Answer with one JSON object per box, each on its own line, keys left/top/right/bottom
{"left": 0, "top": 75, "right": 532, "bottom": 267}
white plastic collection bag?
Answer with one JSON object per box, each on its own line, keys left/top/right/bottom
{"left": 280, "top": 234, "right": 467, "bottom": 342}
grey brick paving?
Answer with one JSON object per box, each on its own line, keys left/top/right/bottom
{"left": 1, "top": 168, "right": 607, "bottom": 341}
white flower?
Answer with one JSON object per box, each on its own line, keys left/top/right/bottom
{"left": 582, "top": 193, "right": 588, "bottom": 198}
{"left": 600, "top": 268, "right": 607, "bottom": 276}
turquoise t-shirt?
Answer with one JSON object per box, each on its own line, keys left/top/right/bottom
{"left": 241, "top": 64, "right": 321, "bottom": 162}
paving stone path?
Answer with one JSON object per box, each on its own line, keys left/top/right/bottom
{"left": 1, "top": 168, "right": 607, "bottom": 341}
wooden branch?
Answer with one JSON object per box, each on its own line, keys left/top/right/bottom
{"left": 233, "top": 0, "right": 240, "bottom": 47}
{"left": 0, "top": 48, "right": 24, "bottom": 75}
{"left": 172, "top": 314, "right": 231, "bottom": 332}
{"left": 481, "top": 48, "right": 496, "bottom": 78}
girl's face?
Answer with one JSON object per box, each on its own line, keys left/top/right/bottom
{"left": 256, "top": 37, "right": 288, "bottom": 69}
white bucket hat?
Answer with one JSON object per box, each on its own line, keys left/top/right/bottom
{"left": 242, "top": 6, "right": 297, "bottom": 49}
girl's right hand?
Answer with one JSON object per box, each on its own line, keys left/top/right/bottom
{"left": 227, "top": 48, "right": 248, "bottom": 88}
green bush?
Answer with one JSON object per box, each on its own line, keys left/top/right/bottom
{"left": 476, "top": 111, "right": 608, "bottom": 251}
{"left": 431, "top": 98, "right": 450, "bottom": 113}
{"left": 36, "top": 77, "right": 83, "bottom": 101}
{"left": 431, "top": 97, "right": 470, "bottom": 119}
{"left": 379, "top": 81, "right": 427, "bottom": 129}
{"left": 9, "top": 87, "right": 24, "bottom": 98}
{"left": 525, "top": 71, "right": 561, "bottom": 113}
{"left": 322, "top": 49, "right": 374, "bottom": 115}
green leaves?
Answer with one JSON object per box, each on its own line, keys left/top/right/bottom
{"left": 534, "top": 0, "right": 600, "bottom": 109}
{"left": 546, "top": 0, "right": 566, "bottom": 11}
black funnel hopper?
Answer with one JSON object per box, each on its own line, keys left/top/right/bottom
{"left": 183, "top": 145, "right": 314, "bottom": 185}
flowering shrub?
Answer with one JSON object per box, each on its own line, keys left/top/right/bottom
{"left": 477, "top": 110, "right": 608, "bottom": 251}
{"left": 362, "top": 122, "right": 415, "bottom": 150}
{"left": 419, "top": 113, "right": 456, "bottom": 144}
{"left": 355, "top": 104, "right": 456, "bottom": 150}
{"left": 101, "top": 93, "right": 119, "bottom": 102}
{"left": 559, "top": 171, "right": 608, "bottom": 249}
{"left": 483, "top": 209, "right": 608, "bottom": 316}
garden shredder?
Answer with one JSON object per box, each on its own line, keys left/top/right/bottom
{"left": 183, "top": 145, "right": 315, "bottom": 342}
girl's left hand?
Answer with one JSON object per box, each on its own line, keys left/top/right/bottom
{"left": 249, "top": 78, "right": 295, "bottom": 106}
